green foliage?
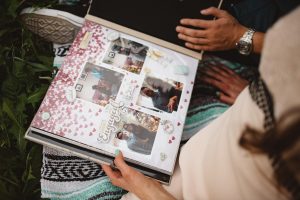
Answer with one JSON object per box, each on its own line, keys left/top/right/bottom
{"left": 0, "top": 0, "right": 56, "bottom": 199}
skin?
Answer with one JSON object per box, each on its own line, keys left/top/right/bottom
{"left": 176, "top": 7, "right": 264, "bottom": 53}
{"left": 199, "top": 65, "right": 249, "bottom": 105}
{"left": 101, "top": 151, "right": 175, "bottom": 200}
{"left": 167, "top": 96, "right": 178, "bottom": 112}
{"left": 142, "top": 87, "right": 155, "bottom": 97}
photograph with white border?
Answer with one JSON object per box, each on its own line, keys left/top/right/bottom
{"left": 76, "top": 63, "right": 124, "bottom": 106}
{"left": 102, "top": 37, "right": 149, "bottom": 74}
{"left": 137, "top": 75, "right": 183, "bottom": 113}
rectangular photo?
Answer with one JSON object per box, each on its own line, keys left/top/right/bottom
{"left": 76, "top": 63, "right": 124, "bottom": 106}
{"left": 102, "top": 37, "right": 149, "bottom": 74}
{"left": 111, "top": 107, "right": 160, "bottom": 156}
{"left": 137, "top": 75, "right": 183, "bottom": 113}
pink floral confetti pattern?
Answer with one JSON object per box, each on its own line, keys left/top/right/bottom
{"left": 31, "top": 20, "right": 107, "bottom": 137}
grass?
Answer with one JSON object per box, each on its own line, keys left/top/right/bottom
{"left": 0, "top": 0, "right": 57, "bottom": 199}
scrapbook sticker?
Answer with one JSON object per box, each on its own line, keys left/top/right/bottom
{"left": 98, "top": 100, "right": 125, "bottom": 143}
{"left": 121, "top": 79, "right": 138, "bottom": 101}
{"left": 163, "top": 120, "right": 174, "bottom": 134}
{"left": 41, "top": 112, "right": 51, "bottom": 121}
{"left": 79, "top": 31, "right": 93, "bottom": 49}
{"left": 160, "top": 152, "right": 167, "bottom": 161}
{"left": 173, "top": 65, "right": 189, "bottom": 75}
{"left": 65, "top": 86, "right": 77, "bottom": 102}
{"left": 107, "top": 31, "right": 120, "bottom": 41}
{"left": 168, "top": 135, "right": 176, "bottom": 144}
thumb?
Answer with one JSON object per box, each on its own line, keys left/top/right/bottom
{"left": 114, "top": 150, "right": 130, "bottom": 173}
{"left": 201, "top": 7, "right": 227, "bottom": 18}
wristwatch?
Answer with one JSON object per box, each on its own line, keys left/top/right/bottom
{"left": 236, "top": 28, "right": 256, "bottom": 56}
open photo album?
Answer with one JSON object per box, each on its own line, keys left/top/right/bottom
{"left": 25, "top": 14, "right": 202, "bottom": 184}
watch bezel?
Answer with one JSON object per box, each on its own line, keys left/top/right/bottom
{"left": 236, "top": 40, "right": 252, "bottom": 55}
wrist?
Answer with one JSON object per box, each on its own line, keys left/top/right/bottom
{"left": 232, "top": 25, "right": 248, "bottom": 49}
{"left": 234, "top": 25, "right": 248, "bottom": 46}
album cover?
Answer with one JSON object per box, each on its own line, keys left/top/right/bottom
{"left": 25, "top": 15, "right": 200, "bottom": 184}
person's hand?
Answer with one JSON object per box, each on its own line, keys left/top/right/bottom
{"left": 101, "top": 151, "right": 175, "bottom": 200}
{"left": 200, "top": 66, "right": 249, "bottom": 105}
{"left": 176, "top": 7, "right": 247, "bottom": 51}
{"left": 167, "top": 96, "right": 177, "bottom": 112}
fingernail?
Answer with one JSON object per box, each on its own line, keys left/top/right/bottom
{"left": 176, "top": 26, "right": 181, "bottom": 31}
{"left": 115, "top": 149, "right": 120, "bottom": 156}
{"left": 201, "top": 9, "right": 207, "bottom": 14}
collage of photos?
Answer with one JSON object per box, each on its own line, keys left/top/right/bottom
{"left": 112, "top": 108, "right": 160, "bottom": 155}
{"left": 75, "top": 35, "right": 186, "bottom": 158}
{"left": 137, "top": 75, "right": 184, "bottom": 113}
{"left": 102, "top": 37, "right": 149, "bottom": 74}
{"left": 76, "top": 63, "right": 124, "bottom": 106}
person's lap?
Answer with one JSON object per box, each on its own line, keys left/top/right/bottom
{"left": 41, "top": 48, "right": 257, "bottom": 199}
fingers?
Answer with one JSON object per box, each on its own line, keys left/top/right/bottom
{"left": 204, "top": 67, "right": 229, "bottom": 81}
{"left": 200, "top": 76, "right": 230, "bottom": 93}
{"left": 179, "top": 18, "right": 211, "bottom": 29}
{"left": 185, "top": 43, "right": 212, "bottom": 51}
{"left": 216, "top": 65, "right": 236, "bottom": 76}
{"left": 199, "top": 65, "right": 250, "bottom": 105}
{"left": 210, "top": 66, "right": 235, "bottom": 78}
{"left": 176, "top": 26, "right": 207, "bottom": 38}
{"left": 101, "top": 151, "right": 131, "bottom": 188}
{"left": 101, "top": 164, "right": 122, "bottom": 181}
{"left": 178, "top": 33, "right": 209, "bottom": 45}
{"left": 113, "top": 151, "right": 130, "bottom": 173}
{"left": 219, "top": 92, "right": 235, "bottom": 105}
{"left": 201, "top": 7, "right": 228, "bottom": 18}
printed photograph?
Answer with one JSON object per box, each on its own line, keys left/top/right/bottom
{"left": 76, "top": 63, "right": 124, "bottom": 106}
{"left": 102, "top": 37, "right": 149, "bottom": 74}
{"left": 112, "top": 108, "right": 160, "bottom": 155}
{"left": 137, "top": 75, "right": 183, "bottom": 113}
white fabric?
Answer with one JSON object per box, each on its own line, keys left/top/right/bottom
{"left": 122, "top": 89, "right": 286, "bottom": 200}
{"left": 122, "top": 6, "right": 300, "bottom": 200}
{"left": 259, "top": 6, "right": 300, "bottom": 120}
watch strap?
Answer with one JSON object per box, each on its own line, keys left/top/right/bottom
{"left": 241, "top": 28, "right": 256, "bottom": 43}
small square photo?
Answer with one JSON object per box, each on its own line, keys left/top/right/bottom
{"left": 103, "top": 37, "right": 149, "bottom": 74}
{"left": 75, "top": 84, "right": 83, "bottom": 92}
{"left": 137, "top": 75, "right": 183, "bottom": 113}
{"left": 80, "top": 73, "right": 87, "bottom": 80}
{"left": 111, "top": 107, "right": 160, "bottom": 155}
{"left": 108, "top": 52, "right": 115, "bottom": 58}
{"left": 76, "top": 63, "right": 124, "bottom": 106}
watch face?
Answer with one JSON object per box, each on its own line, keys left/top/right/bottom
{"left": 237, "top": 40, "right": 252, "bottom": 55}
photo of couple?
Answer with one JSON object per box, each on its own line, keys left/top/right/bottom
{"left": 76, "top": 63, "right": 124, "bottom": 106}
{"left": 137, "top": 75, "right": 183, "bottom": 113}
{"left": 113, "top": 108, "right": 160, "bottom": 155}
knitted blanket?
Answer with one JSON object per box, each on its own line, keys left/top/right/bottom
{"left": 41, "top": 47, "right": 257, "bottom": 199}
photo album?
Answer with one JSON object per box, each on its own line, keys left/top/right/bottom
{"left": 25, "top": 13, "right": 202, "bottom": 183}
